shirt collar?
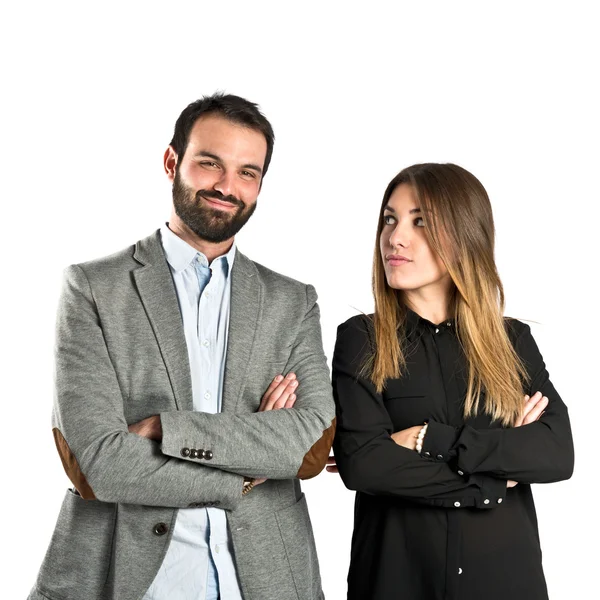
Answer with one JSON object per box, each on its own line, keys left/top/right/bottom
{"left": 160, "top": 223, "right": 237, "bottom": 275}
{"left": 403, "top": 306, "right": 455, "bottom": 337}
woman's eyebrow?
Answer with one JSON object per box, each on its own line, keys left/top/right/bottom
{"left": 383, "top": 205, "right": 422, "bottom": 214}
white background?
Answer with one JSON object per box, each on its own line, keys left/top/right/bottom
{"left": 1, "top": 1, "right": 598, "bottom": 598}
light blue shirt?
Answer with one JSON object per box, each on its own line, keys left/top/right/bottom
{"left": 143, "top": 225, "right": 242, "bottom": 600}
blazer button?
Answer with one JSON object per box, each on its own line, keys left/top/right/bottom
{"left": 197, "top": 449, "right": 206, "bottom": 460}
{"left": 204, "top": 450, "right": 213, "bottom": 460}
{"left": 436, "top": 454, "right": 444, "bottom": 460}
{"left": 153, "top": 522, "right": 169, "bottom": 536}
{"left": 190, "top": 449, "right": 198, "bottom": 459}
{"left": 423, "top": 451, "right": 431, "bottom": 458}
{"left": 181, "top": 447, "right": 191, "bottom": 458}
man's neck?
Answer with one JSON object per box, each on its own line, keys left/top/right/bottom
{"left": 167, "top": 217, "right": 234, "bottom": 264}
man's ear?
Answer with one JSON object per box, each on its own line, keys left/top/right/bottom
{"left": 164, "top": 146, "right": 178, "bottom": 182}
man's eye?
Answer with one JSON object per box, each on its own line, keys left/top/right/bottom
{"left": 241, "top": 170, "right": 255, "bottom": 178}
{"left": 383, "top": 215, "right": 396, "bottom": 225}
{"left": 200, "top": 161, "right": 219, "bottom": 168}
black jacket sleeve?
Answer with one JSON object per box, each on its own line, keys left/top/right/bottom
{"left": 422, "top": 320, "right": 574, "bottom": 484}
{"left": 332, "top": 316, "right": 506, "bottom": 509}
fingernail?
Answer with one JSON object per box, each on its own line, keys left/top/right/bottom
{"left": 290, "top": 394, "right": 296, "bottom": 400}
{"left": 286, "top": 372, "right": 296, "bottom": 379}
{"left": 524, "top": 395, "right": 530, "bottom": 401}
{"left": 291, "top": 380, "right": 298, "bottom": 387}
{"left": 275, "top": 375, "right": 283, "bottom": 382}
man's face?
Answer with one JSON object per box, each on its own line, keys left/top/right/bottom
{"left": 169, "top": 114, "right": 267, "bottom": 243}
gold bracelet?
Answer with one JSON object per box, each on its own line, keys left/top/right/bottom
{"left": 242, "top": 477, "right": 255, "bottom": 496}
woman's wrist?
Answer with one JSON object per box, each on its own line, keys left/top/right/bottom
{"left": 415, "top": 422, "right": 429, "bottom": 454}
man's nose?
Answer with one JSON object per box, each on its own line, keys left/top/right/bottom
{"left": 213, "top": 170, "right": 236, "bottom": 197}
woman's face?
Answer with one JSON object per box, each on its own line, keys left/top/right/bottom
{"left": 379, "top": 183, "right": 450, "bottom": 294}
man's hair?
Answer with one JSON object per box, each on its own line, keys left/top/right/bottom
{"left": 169, "top": 92, "right": 275, "bottom": 176}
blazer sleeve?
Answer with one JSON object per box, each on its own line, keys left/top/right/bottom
{"left": 51, "top": 265, "right": 245, "bottom": 509}
{"left": 421, "top": 320, "right": 574, "bottom": 484}
{"left": 159, "top": 284, "right": 336, "bottom": 480}
{"left": 332, "top": 317, "right": 506, "bottom": 509}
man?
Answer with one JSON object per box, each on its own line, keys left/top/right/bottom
{"left": 29, "top": 93, "right": 335, "bottom": 600}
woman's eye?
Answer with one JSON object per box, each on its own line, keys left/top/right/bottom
{"left": 414, "top": 217, "right": 425, "bottom": 227}
{"left": 383, "top": 215, "right": 396, "bottom": 225}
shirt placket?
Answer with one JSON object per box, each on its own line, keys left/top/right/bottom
{"left": 431, "top": 322, "right": 463, "bottom": 600}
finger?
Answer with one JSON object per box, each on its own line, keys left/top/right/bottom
{"left": 283, "top": 393, "right": 296, "bottom": 409}
{"left": 326, "top": 465, "right": 339, "bottom": 473}
{"left": 522, "top": 396, "right": 549, "bottom": 425}
{"left": 261, "top": 373, "right": 296, "bottom": 411}
{"left": 272, "top": 380, "right": 299, "bottom": 410}
{"left": 259, "top": 375, "right": 284, "bottom": 410}
{"left": 520, "top": 391, "right": 543, "bottom": 420}
{"left": 326, "top": 455, "right": 336, "bottom": 465}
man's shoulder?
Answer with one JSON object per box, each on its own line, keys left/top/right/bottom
{"left": 245, "top": 256, "right": 311, "bottom": 293}
{"left": 71, "top": 230, "right": 160, "bottom": 277}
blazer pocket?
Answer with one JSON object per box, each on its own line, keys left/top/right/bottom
{"left": 37, "top": 489, "right": 116, "bottom": 600}
{"left": 275, "top": 494, "right": 322, "bottom": 600}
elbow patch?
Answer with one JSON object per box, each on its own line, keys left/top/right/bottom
{"left": 52, "top": 428, "right": 96, "bottom": 500}
{"left": 296, "top": 418, "right": 336, "bottom": 480}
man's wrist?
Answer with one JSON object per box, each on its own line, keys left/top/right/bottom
{"left": 242, "top": 477, "right": 255, "bottom": 496}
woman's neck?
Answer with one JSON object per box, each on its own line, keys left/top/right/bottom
{"left": 402, "top": 285, "right": 452, "bottom": 326}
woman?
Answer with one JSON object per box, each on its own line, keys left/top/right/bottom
{"left": 330, "top": 163, "right": 574, "bottom": 600}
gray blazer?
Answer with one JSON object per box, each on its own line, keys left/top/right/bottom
{"left": 29, "top": 230, "right": 336, "bottom": 600}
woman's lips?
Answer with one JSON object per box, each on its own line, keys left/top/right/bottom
{"left": 387, "top": 255, "right": 412, "bottom": 266}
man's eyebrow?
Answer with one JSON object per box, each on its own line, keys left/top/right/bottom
{"left": 193, "top": 152, "right": 263, "bottom": 175}
{"left": 383, "top": 205, "right": 422, "bottom": 214}
{"left": 241, "top": 163, "right": 263, "bottom": 175}
{"left": 194, "top": 151, "right": 222, "bottom": 162}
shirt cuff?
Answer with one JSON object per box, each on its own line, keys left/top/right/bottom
{"left": 421, "top": 420, "right": 458, "bottom": 462}
{"left": 468, "top": 473, "right": 507, "bottom": 509}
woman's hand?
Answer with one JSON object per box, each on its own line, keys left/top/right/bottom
{"left": 515, "top": 391, "right": 548, "bottom": 427}
{"left": 391, "top": 426, "right": 423, "bottom": 450}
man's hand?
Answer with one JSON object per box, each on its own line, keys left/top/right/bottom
{"left": 248, "top": 373, "right": 300, "bottom": 488}
{"left": 128, "top": 415, "right": 163, "bottom": 441}
{"left": 258, "top": 372, "right": 298, "bottom": 411}
{"left": 326, "top": 455, "right": 338, "bottom": 473}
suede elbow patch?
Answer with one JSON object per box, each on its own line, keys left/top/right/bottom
{"left": 52, "top": 428, "right": 96, "bottom": 500}
{"left": 296, "top": 418, "right": 337, "bottom": 480}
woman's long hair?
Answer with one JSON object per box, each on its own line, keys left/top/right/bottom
{"left": 368, "top": 163, "right": 528, "bottom": 426}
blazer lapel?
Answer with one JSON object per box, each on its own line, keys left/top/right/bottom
{"left": 222, "top": 250, "right": 262, "bottom": 413}
{"left": 132, "top": 230, "right": 193, "bottom": 411}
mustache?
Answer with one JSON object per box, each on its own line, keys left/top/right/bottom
{"left": 196, "top": 189, "right": 244, "bottom": 208}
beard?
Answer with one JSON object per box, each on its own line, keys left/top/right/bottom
{"left": 172, "top": 170, "right": 257, "bottom": 243}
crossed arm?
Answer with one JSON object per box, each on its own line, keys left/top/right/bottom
{"left": 328, "top": 318, "right": 574, "bottom": 510}
{"left": 52, "top": 265, "right": 334, "bottom": 509}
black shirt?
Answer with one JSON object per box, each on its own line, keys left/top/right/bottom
{"left": 332, "top": 310, "right": 574, "bottom": 600}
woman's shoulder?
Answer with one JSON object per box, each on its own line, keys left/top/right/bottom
{"left": 503, "top": 316, "right": 533, "bottom": 342}
{"left": 337, "top": 313, "right": 375, "bottom": 339}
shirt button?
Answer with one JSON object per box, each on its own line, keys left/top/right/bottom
{"left": 457, "top": 470, "right": 464, "bottom": 476}
{"left": 153, "top": 522, "right": 168, "bottom": 536}
{"left": 484, "top": 498, "right": 490, "bottom": 504}
{"left": 454, "top": 501, "right": 461, "bottom": 507}
{"left": 423, "top": 451, "right": 431, "bottom": 457}
{"left": 436, "top": 454, "right": 444, "bottom": 460}
{"left": 497, "top": 498, "right": 503, "bottom": 504}
{"left": 435, "top": 328, "right": 439, "bottom": 333}
{"left": 204, "top": 392, "right": 211, "bottom": 399}
{"left": 215, "top": 544, "right": 220, "bottom": 554}
{"left": 446, "top": 322, "right": 452, "bottom": 327}
{"left": 203, "top": 340, "right": 210, "bottom": 347}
